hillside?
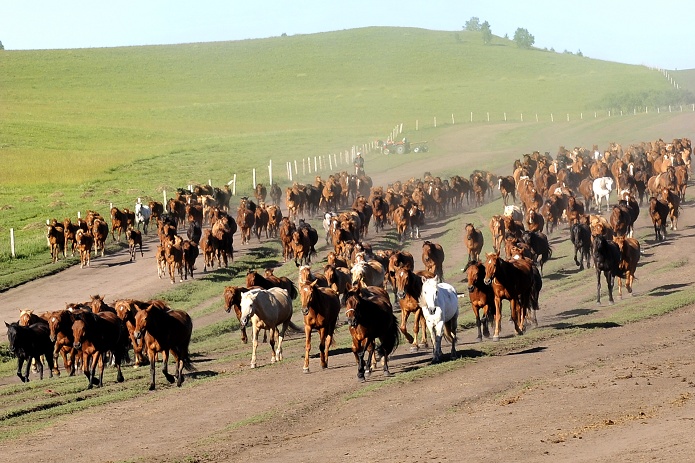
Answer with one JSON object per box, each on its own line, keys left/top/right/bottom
{"left": 0, "top": 26, "right": 686, "bottom": 273}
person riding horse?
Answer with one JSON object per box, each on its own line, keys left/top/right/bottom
{"left": 354, "top": 152, "right": 364, "bottom": 176}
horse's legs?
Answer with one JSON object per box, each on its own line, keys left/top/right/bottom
{"left": 148, "top": 348, "right": 157, "bottom": 390}
{"left": 269, "top": 327, "right": 278, "bottom": 363}
{"left": 473, "top": 305, "right": 483, "bottom": 342}
{"left": 89, "top": 353, "right": 99, "bottom": 388}
{"left": 607, "top": 273, "right": 615, "bottom": 304}
{"left": 321, "top": 332, "right": 332, "bottom": 370}
{"left": 162, "top": 350, "right": 175, "bottom": 383}
{"left": 303, "top": 324, "right": 312, "bottom": 372}
{"left": 595, "top": 267, "right": 602, "bottom": 304}
{"left": 416, "top": 309, "right": 428, "bottom": 347}
{"left": 492, "top": 297, "right": 502, "bottom": 341}
{"left": 399, "top": 308, "right": 416, "bottom": 348}
{"left": 17, "top": 358, "right": 26, "bottom": 382}
{"left": 97, "top": 354, "right": 105, "bottom": 387}
{"left": 250, "top": 325, "right": 259, "bottom": 368}
{"left": 276, "top": 323, "right": 289, "bottom": 362}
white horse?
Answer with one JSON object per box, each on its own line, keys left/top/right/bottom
{"left": 239, "top": 287, "right": 298, "bottom": 368}
{"left": 418, "top": 278, "right": 459, "bottom": 363}
{"left": 322, "top": 211, "right": 337, "bottom": 245}
{"left": 134, "top": 198, "right": 152, "bottom": 234}
{"left": 592, "top": 177, "right": 614, "bottom": 213}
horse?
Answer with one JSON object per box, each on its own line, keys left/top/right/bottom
{"left": 661, "top": 188, "right": 680, "bottom": 231}
{"left": 239, "top": 287, "right": 301, "bottom": 368}
{"left": 592, "top": 235, "right": 625, "bottom": 305}
{"left": 418, "top": 278, "right": 459, "bottom": 363}
{"left": 613, "top": 235, "right": 640, "bottom": 298}
{"left": 298, "top": 280, "right": 340, "bottom": 373}
{"left": 422, "top": 240, "right": 445, "bottom": 282}
{"left": 72, "top": 311, "right": 129, "bottom": 388}
{"left": 350, "top": 260, "right": 385, "bottom": 288}
{"left": 391, "top": 267, "right": 431, "bottom": 350}
{"left": 483, "top": 252, "right": 538, "bottom": 340}
{"left": 246, "top": 269, "right": 298, "bottom": 300}
{"left": 464, "top": 223, "right": 484, "bottom": 263}
{"left": 463, "top": 260, "right": 495, "bottom": 341}
{"left": 570, "top": 222, "right": 592, "bottom": 270}
{"left": 133, "top": 304, "right": 194, "bottom": 390}
{"left": 344, "top": 283, "right": 400, "bottom": 381}
{"left": 47, "top": 309, "right": 81, "bottom": 376}
{"left": 5, "top": 322, "right": 55, "bottom": 382}
{"left": 489, "top": 215, "right": 504, "bottom": 253}
{"left": 592, "top": 177, "right": 614, "bottom": 213}
{"left": 648, "top": 196, "right": 669, "bottom": 241}
{"left": 135, "top": 198, "right": 152, "bottom": 234}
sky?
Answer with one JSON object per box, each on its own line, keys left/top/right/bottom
{"left": 0, "top": 0, "right": 691, "bottom": 70}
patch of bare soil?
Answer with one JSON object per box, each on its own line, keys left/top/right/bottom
{"left": 1, "top": 114, "right": 694, "bottom": 463}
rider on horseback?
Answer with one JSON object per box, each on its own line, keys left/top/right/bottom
{"left": 353, "top": 152, "right": 364, "bottom": 176}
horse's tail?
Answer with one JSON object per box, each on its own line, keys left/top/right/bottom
{"left": 287, "top": 320, "right": 304, "bottom": 333}
{"left": 181, "top": 354, "right": 196, "bottom": 372}
{"left": 378, "top": 313, "right": 401, "bottom": 357}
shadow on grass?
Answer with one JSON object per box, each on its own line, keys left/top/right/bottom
{"left": 507, "top": 346, "right": 547, "bottom": 355}
{"left": 188, "top": 370, "right": 219, "bottom": 380}
{"left": 548, "top": 321, "right": 622, "bottom": 330}
{"left": 556, "top": 308, "right": 599, "bottom": 318}
{"left": 647, "top": 282, "right": 692, "bottom": 297}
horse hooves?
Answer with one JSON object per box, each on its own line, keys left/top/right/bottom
{"left": 149, "top": 383, "right": 156, "bottom": 391}
{"left": 117, "top": 374, "right": 125, "bottom": 383}
{"left": 164, "top": 373, "right": 176, "bottom": 383}
{"left": 383, "top": 371, "right": 394, "bottom": 377}
{"left": 303, "top": 367, "right": 310, "bottom": 374}
{"left": 409, "top": 345, "right": 419, "bottom": 353}
{"left": 475, "top": 336, "right": 483, "bottom": 343}
{"left": 250, "top": 364, "right": 257, "bottom": 369}
{"left": 492, "top": 336, "right": 500, "bottom": 342}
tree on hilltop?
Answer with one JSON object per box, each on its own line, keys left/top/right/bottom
{"left": 464, "top": 17, "right": 481, "bottom": 31}
{"left": 513, "top": 28, "right": 535, "bottom": 49}
{"left": 481, "top": 21, "right": 492, "bottom": 44}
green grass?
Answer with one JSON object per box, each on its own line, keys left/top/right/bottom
{"left": 0, "top": 27, "right": 685, "bottom": 282}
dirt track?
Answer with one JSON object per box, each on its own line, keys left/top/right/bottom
{"left": 1, "top": 114, "right": 694, "bottom": 462}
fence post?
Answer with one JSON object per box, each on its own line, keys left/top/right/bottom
{"left": 567, "top": 113, "right": 570, "bottom": 122}
{"left": 451, "top": 113, "right": 455, "bottom": 125}
{"left": 434, "top": 116, "right": 437, "bottom": 128}
{"left": 535, "top": 114, "right": 538, "bottom": 122}
{"left": 551, "top": 114, "right": 554, "bottom": 122}
{"left": 269, "top": 160, "right": 273, "bottom": 186}
{"left": 487, "top": 112, "right": 490, "bottom": 122}
{"left": 416, "top": 120, "right": 418, "bottom": 130}
{"left": 314, "top": 156, "right": 318, "bottom": 172}
{"left": 329, "top": 155, "right": 333, "bottom": 170}
{"left": 10, "top": 228, "right": 15, "bottom": 258}
{"left": 294, "top": 160, "right": 298, "bottom": 177}
{"left": 163, "top": 190, "right": 167, "bottom": 205}
{"left": 252, "top": 168, "right": 256, "bottom": 189}
{"left": 504, "top": 112, "right": 507, "bottom": 122}
{"left": 208, "top": 179, "right": 212, "bottom": 186}
{"left": 521, "top": 113, "right": 523, "bottom": 122}
{"left": 233, "top": 174, "right": 237, "bottom": 195}
{"left": 470, "top": 112, "right": 473, "bottom": 122}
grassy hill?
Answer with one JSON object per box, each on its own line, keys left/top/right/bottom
{"left": 0, "top": 26, "right": 688, "bottom": 280}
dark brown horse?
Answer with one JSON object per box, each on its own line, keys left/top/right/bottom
{"left": 114, "top": 298, "right": 170, "bottom": 366}
{"left": 246, "top": 269, "right": 298, "bottom": 300}
{"left": 298, "top": 280, "right": 340, "bottom": 373}
{"left": 344, "top": 283, "right": 400, "bottom": 381}
{"left": 47, "top": 309, "right": 80, "bottom": 376}
{"left": 133, "top": 304, "right": 194, "bottom": 390}
{"left": 592, "top": 235, "right": 625, "bottom": 304}
{"left": 72, "top": 311, "right": 129, "bottom": 388}
{"left": 6, "top": 321, "right": 55, "bottom": 383}
{"left": 483, "top": 252, "right": 539, "bottom": 340}
{"left": 463, "top": 260, "right": 495, "bottom": 341}
{"left": 223, "top": 285, "right": 254, "bottom": 344}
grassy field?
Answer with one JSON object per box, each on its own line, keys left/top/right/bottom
{"left": 0, "top": 26, "right": 687, "bottom": 285}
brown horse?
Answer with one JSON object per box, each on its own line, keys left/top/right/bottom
{"left": 114, "top": 298, "right": 170, "bottom": 366}
{"left": 464, "top": 223, "right": 484, "bottom": 263}
{"left": 422, "top": 240, "right": 445, "bottom": 281}
{"left": 298, "top": 280, "right": 340, "bottom": 373}
{"left": 483, "top": 252, "right": 539, "bottom": 340}
{"left": 464, "top": 260, "right": 495, "bottom": 341}
{"left": 613, "top": 236, "right": 640, "bottom": 298}
{"left": 133, "top": 304, "right": 194, "bottom": 390}
{"left": 47, "top": 309, "right": 78, "bottom": 376}
{"left": 246, "top": 269, "right": 298, "bottom": 300}
{"left": 391, "top": 267, "right": 436, "bottom": 350}
{"left": 344, "top": 283, "right": 400, "bottom": 381}
{"left": 648, "top": 196, "right": 669, "bottom": 241}
{"left": 72, "top": 311, "right": 129, "bottom": 388}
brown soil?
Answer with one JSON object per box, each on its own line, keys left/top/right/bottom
{"left": 1, "top": 114, "right": 694, "bottom": 463}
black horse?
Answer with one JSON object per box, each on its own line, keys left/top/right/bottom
{"left": 344, "top": 284, "right": 400, "bottom": 381}
{"left": 592, "top": 235, "right": 625, "bottom": 304}
{"left": 5, "top": 322, "right": 55, "bottom": 383}
{"left": 570, "top": 223, "right": 592, "bottom": 270}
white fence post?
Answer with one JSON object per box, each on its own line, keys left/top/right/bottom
{"left": 233, "top": 174, "right": 237, "bottom": 195}
{"left": 551, "top": 114, "right": 554, "bottom": 122}
{"left": 434, "top": 116, "right": 437, "bottom": 128}
{"left": 329, "top": 155, "right": 333, "bottom": 170}
{"left": 470, "top": 112, "right": 473, "bottom": 122}
{"left": 487, "top": 112, "right": 490, "bottom": 122}
{"left": 451, "top": 113, "right": 455, "bottom": 125}
{"left": 314, "top": 156, "right": 318, "bottom": 172}
{"left": 416, "top": 119, "right": 419, "bottom": 130}
{"left": 252, "top": 168, "right": 256, "bottom": 189}
{"left": 163, "top": 190, "right": 167, "bottom": 205}
{"left": 504, "top": 112, "right": 507, "bottom": 122}
{"left": 10, "top": 228, "right": 15, "bottom": 258}
{"left": 268, "top": 160, "right": 273, "bottom": 185}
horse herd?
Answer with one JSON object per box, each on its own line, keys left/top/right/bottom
{"left": 17, "top": 136, "right": 690, "bottom": 386}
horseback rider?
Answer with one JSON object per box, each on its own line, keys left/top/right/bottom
{"left": 354, "top": 152, "right": 364, "bottom": 175}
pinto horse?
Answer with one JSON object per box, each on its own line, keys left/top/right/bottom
{"left": 72, "top": 311, "right": 129, "bottom": 388}
{"left": 464, "top": 260, "right": 495, "bottom": 341}
{"left": 6, "top": 322, "right": 55, "bottom": 383}
{"left": 134, "top": 304, "right": 194, "bottom": 390}
{"left": 298, "top": 280, "right": 340, "bottom": 373}
{"left": 483, "top": 252, "right": 539, "bottom": 340}
{"left": 344, "top": 283, "right": 400, "bottom": 381}
{"left": 418, "top": 278, "right": 459, "bottom": 363}
{"left": 239, "top": 287, "right": 301, "bottom": 369}
{"left": 592, "top": 235, "right": 625, "bottom": 304}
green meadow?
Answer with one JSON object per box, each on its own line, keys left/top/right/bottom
{"left": 0, "top": 26, "right": 688, "bottom": 288}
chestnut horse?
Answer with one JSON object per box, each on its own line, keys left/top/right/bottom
{"left": 391, "top": 267, "right": 433, "bottom": 350}
{"left": 72, "top": 311, "right": 129, "bottom": 388}
{"left": 344, "top": 283, "right": 400, "bottom": 381}
{"left": 463, "top": 260, "right": 495, "bottom": 341}
{"left": 464, "top": 223, "right": 484, "bottom": 263}
{"left": 298, "top": 280, "right": 340, "bottom": 373}
{"left": 134, "top": 304, "right": 194, "bottom": 390}
{"left": 246, "top": 269, "right": 298, "bottom": 300}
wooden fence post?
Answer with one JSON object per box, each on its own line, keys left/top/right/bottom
{"left": 252, "top": 168, "right": 256, "bottom": 189}
{"left": 233, "top": 174, "right": 237, "bottom": 195}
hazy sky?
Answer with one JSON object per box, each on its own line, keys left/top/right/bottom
{"left": 1, "top": 1, "right": 691, "bottom": 70}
